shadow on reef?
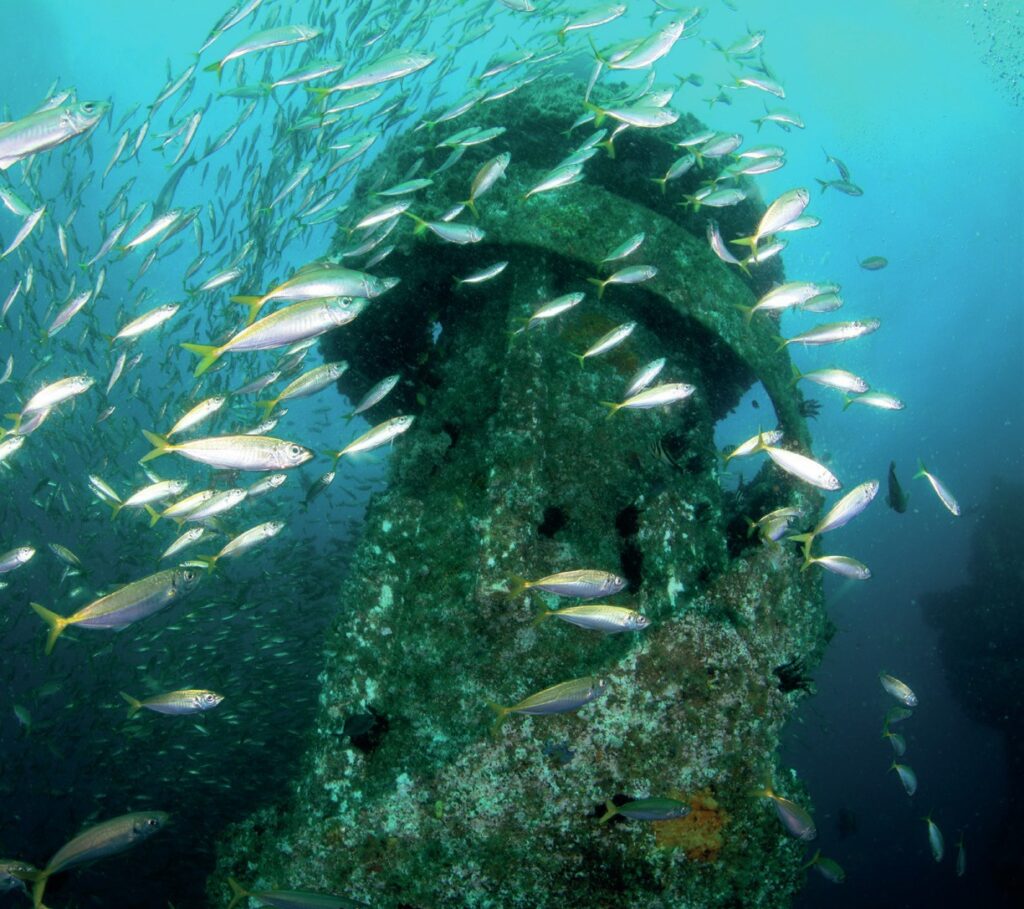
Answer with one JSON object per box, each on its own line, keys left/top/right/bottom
{"left": 209, "top": 73, "right": 833, "bottom": 909}
{"left": 922, "top": 476, "right": 1024, "bottom": 901}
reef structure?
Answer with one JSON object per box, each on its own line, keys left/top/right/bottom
{"left": 210, "top": 77, "right": 832, "bottom": 908}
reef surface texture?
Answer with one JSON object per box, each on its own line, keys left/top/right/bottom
{"left": 210, "top": 77, "right": 832, "bottom": 909}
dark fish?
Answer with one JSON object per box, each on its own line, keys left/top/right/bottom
{"left": 887, "top": 461, "right": 909, "bottom": 513}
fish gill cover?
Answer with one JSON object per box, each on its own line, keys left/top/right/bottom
{"left": 0, "top": 1, "right": 1019, "bottom": 909}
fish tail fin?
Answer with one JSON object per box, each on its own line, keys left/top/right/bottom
{"left": 30, "top": 603, "right": 68, "bottom": 656}
{"left": 841, "top": 396, "right": 854, "bottom": 411}
{"left": 32, "top": 874, "right": 51, "bottom": 909}
{"left": 787, "top": 532, "right": 815, "bottom": 563}
{"left": 588, "top": 34, "right": 608, "bottom": 65}
{"left": 733, "top": 303, "right": 755, "bottom": 326}
{"left": 774, "top": 336, "right": 789, "bottom": 353}
{"left": 254, "top": 398, "right": 278, "bottom": 421}
{"left": 460, "top": 198, "right": 478, "bottom": 219}
{"left": 582, "top": 100, "right": 605, "bottom": 127}
{"left": 322, "top": 449, "right": 342, "bottom": 466}
{"left": 585, "top": 277, "right": 606, "bottom": 299}
{"left": 228, "top": 294, "right": 264, "bottom": 325}
{"left": 145, "top": 505, "right": 161, "bottom": 527}
{"left": 800, "top": 849, "right": 822, "bottom": 871}
{"left": 744, "top": 516, "right": 757, "bottom": 537}
{"left": 402, "top": 211, "right": 428, "bottom": 233}
{"left": 599, "top": 401, "right": 621, "bottom": 419}
{"left": 180, "top": 342, "right": 221, "bottom": 377}
{"left": 730, "top": 234, "right": 758, "bottom": 259}
{"left": 486, "top": 701, "right": 511, "bottom": 737}
{"left": 789, "top": 364, "right": 803, "bottom": 386}
{"left": 192, "top": 555, "right": 218, "bottom": 574}
{"left": 815, "top": 178, "right": 829, "bottom": 194}
{"left": 651, "top": 177, "right": 667, "bottom": 194}
{"left": 227, "top": 878, "right": 250, "bottom": 909}
{"left": 110, "top": 502, "right": 124, "bottom": 520}
{"left": 506, "top": 575, "right": 530, "bottom": 598}
{"left": 681, "top": 194, "right": 699, "bottom": 211}
{"left": 913, "top": 458, "right": 927, "bottom": 479}
{"left": 569, "top": 352, "right": 586, "bottom": 369}
{"left": 202, "top": 62, "right": 223, "bottom": 80}
{"left": 305, "top": 86, "right": 330, "bottom": 100}
{"left": 530, "top": 607, "right": 552, "bottom": 628}
{"left": 140, "top": 429, "right": 174, "bottom": 463}
{"left": 120, "top": 691, "right": 143, "bottom": 718}
{"left": 598, "top": 800, "right": 619, "bottom": 824}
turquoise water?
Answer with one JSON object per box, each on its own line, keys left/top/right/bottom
{"left": 0, "top": 1, "right": 1021, "bottom": 907}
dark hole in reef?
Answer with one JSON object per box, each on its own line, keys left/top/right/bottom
{"left": 442, "top": 420, "right": 461, "bottom": 448}
{"left": 615, "top": 504, "right": 640, "bottom": 538}
{"left": 620, "top": 540, "right": 643, "bottom": 592}
{"left": 695, "top": 501, "right": 712, "bottom": 522}
{"left": 538, "top": 506, "right": 568, "bottom": 538}
{"left": 342, "top": 707, "right": 389, "bottom": 755}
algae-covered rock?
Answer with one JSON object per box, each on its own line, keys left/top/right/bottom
{"left": 210, "top": 76, "right": 831, "bottom": 909}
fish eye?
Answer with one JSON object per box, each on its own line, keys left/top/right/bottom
{"left": 183, "top": 569, "right": 197, "bottom": 582}
{"left": 289, "top": 444, "right": 303, "bottom": 458}
{"left": 82, "top": 103, "right": 95, "bottom": 114}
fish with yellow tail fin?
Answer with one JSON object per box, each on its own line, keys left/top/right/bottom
{"left": 120, "top": 689, "right": 223, "bottom": 718}
{"left": 752, "top": 778, "right": 817, "bottom": 840}
{"left": 488, "top": 676, "right": 607, "bottom": 735}
{"left": 140, "top": 431, "right": 312, "bottom": 471}
{"left": 325, "top": 415, "right": 415, "bottom": 464}
{"left": 182, "top": 297, "right": 365, "bottom": 376}
{"left": 227, "top": 876, "right": 367, "bottom": 909}
{"left": 801, "top": 850, "right": 845, "bottom": 883}
{"left": 913, "top": 459, "right": 961, "bottom": 516}
{"left": 786, "top": 480, "right": 879, "bottom": 558}
{"left": 202, "top": 25, "right": 322, "bottom": 80}
{"left": 586, "top": 266, "right": 656, "bottom": 300}
{"left": 599, "top": 796, "right": 689, "bottom": 824}
{"left": 29, "top": 811, "right": 168, "bottom": 909}
{"left": 508, "top": 569, "right": 625, "bottom": 599}
{"left": 255, "top": 361, "right": 348, "bottom": 421}
{"left": 570, "top": 321, "right": 636, "bottom": 367}
{"left": 228, "top": 264, "right": 394, "bottom": 324}
{"left": 31, "top": 567, "right": 200, "bottom": 654}
{"left": 600, "top": 382, "right": 695, "bottom": 417}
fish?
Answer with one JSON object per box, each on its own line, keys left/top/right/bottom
{"left": 113, "top": 304, "right": 179, "bottom": 342}
{"left": 804, "top": 554, "right": 871, "bottom": 580}
{"left": 534, "top": 604, "right": 649, "bottom": 633}
{"left": 792, "top": 366, "right": 868, "bottom": 395}
{"left": 860, "top": 255, "right": 888, "bottom": 270}
{"left": 346, "top": 374, "right": 400, "bottom": 421}
{"left": 601, "top": 382, "right": 696, "bottom": 416}
{"left": 167, "top": 396, "right": 227, "bottom": 437}
{"left": 602, "top": 232, "right": 646, "bottom": 263}
{"left": 30, "top": 812, "right": 168, "bottom": 908}
{"left": 914, "top": 460, "right": 960, "bottom": 516}
{"left": 843, "top": 391, "right": 905, "bottom": 411}
{"left": 882, "top": 729, "right": 906, "bottom": 756}
{"left": 509, "top": 569, "right": 625, "bottom": 599}
{"left": 120, "top": 689, "right": 223, "bottom": 717}
{"left": 739, "top": 281, "right": 830, "bottom": 324}
{"left": 182, "top": 297, "right": 367, "bottom": 376}
{"left": 787, "top": 480, "right": 879, "bottom": 557}
{"left": 599, "top": 797, "right": 689, "bottom": 823}
{"left": 778, "top": 319, "right": 881, "bottom": 349}
{"left": 730, "top": 188, "right": 810, "bottom": 258}
{"left": 200, "top": 521, "right": 284, "bottom": 568}
{"left": 724, "top": 429, "right": 783, "bottom": 462}
{"left": 0, "top": 859, "right": 37, "bottom": 894}
{"left": 488, "top": 676, "right": 607, "bottom": 733}
{"left": 884, "top": 460, "right": 909, "bottom": 511}
{"left": 802, "top": 850, "right": 845, "bottom": 883}
{"left": 140, "top": 432, "right": 313, "bottom": 471}
{"left": 256, "top": 361, "right": 349, "bottom": 420}
{"left": 587, "top": 265, "right": 657, "bottom": 299}
{"left": 880, "top": 672, "right": 918, "bottom": 707}
{"left": 230, "top": 266, "right": 394, "bottom": 324}
{"left": 623, "top": 358, "right": 667, "bottom": 398}
{"left": 755, "top": 438, "right": 842, "bottom": 491}
{"left": 30, "top": 567, "right": 201, "bottom": 654}
{"left": 925, "top": 816, "right": 945, "bottom": 862}
{"left": 891, "top": 762, "right": 918, "bottom": 796}
{"left": 0, "top": 100, "right": 109, "bottom": 170}
{"left": 1, "top": 206, "right": 46, "bottom": 259}
{"left": 461, "top": 152, "right": 510, "bottom": 215}
{"left": 754, "top": 782, "right": 817, "bottom": 840}
{"left": 327, "top": 415, "right": 415, "bottom": 462}
{"left": 247, "top": 473, "right": 288, "bottom": 499}
{"left": 112, "top": 479, "right": 189, "bottom": 518}
{"left": 956, "top": 833, "right": 966, "bottom": 877}
{"left": 455, "top": 261, "right": 508, "bottom": 287}
{"left": 517, "top": 293, "right": 585, "bottom": 332}
{"left": 558, "top": 3, "right": 627, "bottom": 41}
{"left": 227, "top": 877, "right": 367, "bottom": 909}
{"left": 815, "top": 178, "right": 864, "bottom": 196}
{"left": 160, "top": 527, "right": 207, "bottom": 561}
{"left": 570, "top": 321, "right": 636, "bottom": 366}
{"left": 311, "top": 49, "right": 435, "bottom": 93}
{"left": 0, "top": 546, "right": 35, "bottom": 573}
{"left": 204, "top": 25, "right": 322, "bottom": 78}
